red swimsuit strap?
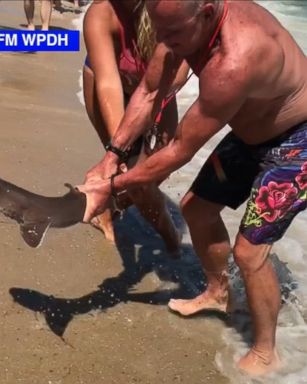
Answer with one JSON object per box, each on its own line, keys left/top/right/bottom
{"left": 117, "top": 19, "right": 145, "bottom": 73}
{"left": 117, "top": 22, "right": 127, "bottom": 54}
{"left": 111, "top": 0, "right": 146, "bottom": 75}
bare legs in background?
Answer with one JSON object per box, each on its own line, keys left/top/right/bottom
{"left": 24, "top": 0, "right": 52, "bottom": 31}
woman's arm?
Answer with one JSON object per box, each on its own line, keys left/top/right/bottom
{"left": 83, "top": 1, "right": 124, "bottom": 139}
{"left": 108, "top": 42, "right": 184, "bottom": 153}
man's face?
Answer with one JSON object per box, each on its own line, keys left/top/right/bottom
{"left": 147, "top": 1, "right": 204, "bottom": 56}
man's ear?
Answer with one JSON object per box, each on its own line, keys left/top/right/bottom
{"left": 202, "top": 3, "right": 215, "bottom": 20}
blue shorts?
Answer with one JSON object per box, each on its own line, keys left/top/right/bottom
{"left": 191, "top": 121, "right": 307, "bottom": 245}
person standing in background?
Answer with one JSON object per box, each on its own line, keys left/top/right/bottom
{"left": 24, "top": 0, "right": 52, "bottom": 31}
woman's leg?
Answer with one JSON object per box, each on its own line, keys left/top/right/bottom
{"left": 83, "top": 65, "right": 115, "bottom": 242}
{"left": 127, "top": 98, "right": 181, "bottom": 256}
{"left": 40, "top": 0, "right": 52, "bottom": 31}
{"left": 24, "top": 0, "right": 35, "bottom": 30}
{"left": 83, "top": 74, "right": 180, "bottom": 252}
{"left": 128, "top": 183, "right": 181, "bottom": 256}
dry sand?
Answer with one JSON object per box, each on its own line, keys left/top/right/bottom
{"left": 0, "top": 2, "right": 229, "bottom": 383}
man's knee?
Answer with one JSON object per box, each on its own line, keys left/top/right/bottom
{"left": 233, "top": 234, "right": 271, "bottom": 273}
{"left": 180, "top": 192, "right": 222, "bottom": 225}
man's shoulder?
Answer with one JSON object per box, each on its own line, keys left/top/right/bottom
{"left": 200, "top": 27, "right": 283, "bottom": 96}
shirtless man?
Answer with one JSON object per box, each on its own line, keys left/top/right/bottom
{"left": 78, "top": 0, "right": 307, "bottom": 376}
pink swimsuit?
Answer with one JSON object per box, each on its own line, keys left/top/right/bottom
{"left": 110, "top": 0, "right": 146, "bottom": 85}
{"left": 85, "top": 0, "right": 146, "bottom": 86}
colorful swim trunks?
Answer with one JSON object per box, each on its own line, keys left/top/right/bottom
{"left": 190, "top": 121, "right": 307, "bottom": 245}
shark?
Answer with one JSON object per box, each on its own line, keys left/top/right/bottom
{"left": 0, "top": 178, "right": 86, "bottom": 248}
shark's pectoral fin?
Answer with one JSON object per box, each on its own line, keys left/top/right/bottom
{"left": 20, "top": 221, "right": 51, "bottom": 248}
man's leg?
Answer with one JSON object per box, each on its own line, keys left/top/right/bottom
{"left": 168, "top": 192, "right": 231, "bottom": 314}
{"left": 234, "top": 234, "right": 281, "bottom": 375}
{"left": 168, "top": 132, "right": 259, "bottom": 315}
{"left": 24, "top": 0, "right": 35, "bottom": 30}
{"left": 234, "top": 122, "right": 307, "bottom": 375}
{"left": 40, "top": 0, "right": 52, "bottom": 30}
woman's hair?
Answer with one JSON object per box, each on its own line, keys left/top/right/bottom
{"left": 134, "top": 0, "right": 156, "bottom": 62}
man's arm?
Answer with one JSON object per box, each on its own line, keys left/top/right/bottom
{"left": 79, "top": 55, "right": 256, "bottom": 221}
{"left": 113, "top": 60, "right": 252, "bottom": 190}
{"left": 102, "top": 43, "right": 184, "bottom": 165}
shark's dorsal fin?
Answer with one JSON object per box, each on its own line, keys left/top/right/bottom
{"left": 20, "top": 221, "right": 51, "bottom": 248}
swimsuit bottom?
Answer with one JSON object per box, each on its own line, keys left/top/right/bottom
{"left": 191, "top": 121, "right": 307, "bottom": 244}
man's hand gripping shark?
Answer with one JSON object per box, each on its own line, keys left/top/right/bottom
{"left": 0, "top": 178, "right": 87, "bottom": 248}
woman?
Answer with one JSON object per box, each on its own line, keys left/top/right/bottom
{"left": 83, "top": 0, "right": 188, "bottom": 255}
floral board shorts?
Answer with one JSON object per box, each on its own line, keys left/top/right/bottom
{"left": 191, "top": 121, "right": 307, "bottom": 245}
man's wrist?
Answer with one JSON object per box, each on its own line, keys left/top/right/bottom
{"left": 104, "top": 149, "right": 121, "bottom": 165}
{"left": 105, "top": 141, "right": 129, "bottom": 162}
{"left": 110, "top": 173, "right": 117, "bottom": 197}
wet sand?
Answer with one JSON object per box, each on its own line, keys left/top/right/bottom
{"left": 0, "top": 2, "right": 228, "bottom": 383}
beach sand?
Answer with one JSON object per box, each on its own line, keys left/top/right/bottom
{"left": 0, "top": 2, "right": 228, "bottom": 383}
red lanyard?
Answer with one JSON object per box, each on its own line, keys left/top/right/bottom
{"left": 154, "top": 0, "right": 229, "bottom": 125}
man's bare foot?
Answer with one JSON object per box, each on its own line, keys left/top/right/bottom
{"left": 27, "top": 24, "right": 35, "bottom": 31}
{"left": 90, "top": 211, "right": 115, "bottom": 243}
{"left": 168, "top": 290, "right": 228, "bottom": 316}
{"left": 238, "top": 348, "right": 281, "bottom": 376}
